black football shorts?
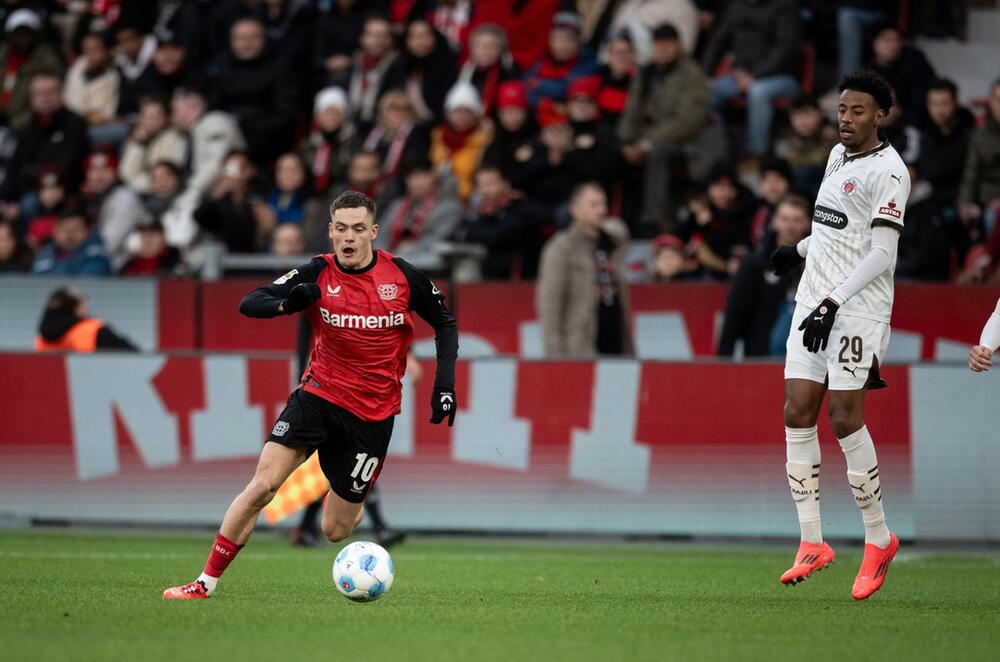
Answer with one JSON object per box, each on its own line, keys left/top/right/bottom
{"left": 266, "top": 388, "right": 394, "bottom": 503}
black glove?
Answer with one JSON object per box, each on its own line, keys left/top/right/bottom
{"left": 283, "top": 283, "right": 321, "bottom": 314}
{"left": 769, "top": 245, "right": 805, "bottom": 275}
{"left": 799, "top": 298, "right": 839, "bottom": 353}
{"left": 430, "top": 386, "right": 456, "bottom": 427}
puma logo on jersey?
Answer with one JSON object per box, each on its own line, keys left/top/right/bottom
{"left": 842, "top": 366, "right": 860, "bottom": 377}
{"left": 327, "top": 284, "right": 341, "bottom": 297}
{"left": 890, "top": 174, "right": 902, "bottom": 183}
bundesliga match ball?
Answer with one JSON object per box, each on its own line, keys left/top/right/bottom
{"left": 333, "top": 541, "right": 395, "bottom": 602}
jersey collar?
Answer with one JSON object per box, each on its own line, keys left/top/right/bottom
{"left": 843, "top": 139, "right": 890, "bottom": 163}
{"left": 333, "top": 250, "right": 378, "bottom": 275}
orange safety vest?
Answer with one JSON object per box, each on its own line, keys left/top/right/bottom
{"left": 34, "top": 318, "right": 103, "bottom": 353}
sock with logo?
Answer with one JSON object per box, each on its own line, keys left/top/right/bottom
{"left": 786, "top": 425, "right": 823, "bottom": 544}
{"left": 838, "top": 425, "right": 892, "bottom": 548}
{"left": 198, "top": 533, "right": 244, "bottom": 594}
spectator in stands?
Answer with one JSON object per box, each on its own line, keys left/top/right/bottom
{"left": 523, "top": 12, "right": 597, "bottom": 113}
{"left": 917, "top": 78, "right": 975, "bottom": 209}
{"left": 604, "top": 0, "right": 699, "bottom": 62}
{"left": 343, "top": 150, "right": 396, "bottom": 211}
{"left": 204, "top": 17, "right": 299, "bottom": 167}
{"left": 63, "top": 30, "right": 122, "bottom": 144}
{"left": 677, "top": 163, "right": 755, "bottom": 279}
{"left": 194, "top": 151, "right": 268, "bottom": 254}
{"left": 500, "top": 0, "right": 561, "bottom": 72}
{"left": 837, "top": 1, "right": 887, "bottom": 79}
{"left": 263, "top": 152, "right": 325, "bottom": 253}
{"left": 346, "top": 16, "right": 403, "bottom": 130}
{"left": 481, "top": 81, "right": 546, "bottom": 197}
{"left": 867, "top": 25, "right": 935, "bottom": 130}
{"left": 361, "top": 90, "right": 431, "bottom": 198}
{"left": 142, "top": 160, "right": 199, "bottom": 251}
{"left": 147, "top": 2, "right": 205, "bottom": 65}
{"left": 648, "top": 233, "right": 694, "bottom": 282}
{"left": 618, "top": 23, "right": 710, "bottom": 236}
{"left": 120, "top": 220, "right": 184, "bottom": 277}
{"left": 258, "top": 0, "right": 314, "bottom": 68}
{"left": 555, "top": 75, "right": 615, "bottom": 192}
{"left": 717, "top": 193, "right": 811, "bottom": 358}
{"left": 32, "top": 210, "right": 110, "bottom": 275}
{"left": 0, "top": 220, "right": 33, "bottom": 271}
{"left": 0, "top": 9, "right": 63, "bottom": 129}
{"left": 271, "top": 221, "right": 306, "bottom": 257}
{"left": 376, "top": 158, "right": 463, "bottom": 271}
{"left": 130, "top": 30, "right": 198, "bottom": 103}
{"left": 24, "top": 167, "right": 67, "bottom": 247}
{"left": 114, "top": 22, "right": 157, "bottom": 118}
{"left": 301, "top": 87, "right": 355, "bottom": 205}
{"left": 958, "top": 79, "right": 1000, "bottom": 283}
{"left": 750, "top": 158, "right": 792, "bottom": 247}
{"left": 2, "top": 73, "right": 89, "bottom": 216}
{"left": 775, "top": 93, "right": 837, "bottom": 200}
{"left": 537, "top": 182, "right": 631, "bottom": 357}
{"left": 81, "top": 151, "right": 145, "bottom": 271}
{"left": 896, "top": 165, "right": 953, "bottom": 282}
{"left": 312, "top": 0, "right": 365, "bottom": 90}
{"left": 430, "top": 82, "right": 493, "bottom": 201}
{"left": 418, "top": 0, "right": 507, "bottom": 56}
{"left": 456, "top": 23, "right": 518, "bottom": 116}
{"left": 171, "top": 86, "right": 246, "bottom": 194}
{"left": 119, "top": 95, "right": 187, "bottom": 194}
{"left": 594, "top": 30, "right": 635, "bottom": 125}
{"left": 398, "top": 19, "right": 458, "bottom": 125}
{"left": 461, "top": 165, "right": 549, "bottom": 279}
{"left": 701, "top": 0, "right": 801, "bottom": 157}
{"left": 34, "top": 287, "right": 137, "bottom": 351}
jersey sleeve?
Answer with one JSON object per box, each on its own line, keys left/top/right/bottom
{"left": 869, "top": 163, "right": 910, "bottom": 230}
{"left": 393, "top": 257, "right": 458, "bottom": 389}
{"left": 238, "top": 257, "right": 327, "bottom": 318}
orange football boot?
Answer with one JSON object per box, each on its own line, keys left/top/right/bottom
{"left": 851, "top": 533, "right": 900, "bottom": 600}
{"left": 780, "top": 541, "right": 836, "bottom": 585}
{"left": 163, "top": 580, "right": 211, "bottom": 600}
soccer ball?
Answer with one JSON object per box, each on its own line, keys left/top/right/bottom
{"left": 333, "top": 541, "right": 395, "bottom": 602}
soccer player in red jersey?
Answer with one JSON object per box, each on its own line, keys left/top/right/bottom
{"left": 163, "top": 191, "right": 458, "bottom": 599}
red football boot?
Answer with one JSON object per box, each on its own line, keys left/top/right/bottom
{"left": 780, "top": 540, "right": 836, "bottom": 585}
{"left": 163, "top": 580, "right": 211, "bottom": 600}
{"left": 852, "top": 533, "right": 900, "bottom": 600}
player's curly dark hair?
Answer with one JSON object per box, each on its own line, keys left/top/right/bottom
{"left": 330, "top": 190, "right": 377, "bottom": 220}
{"left": 838, "top": 69, "right": 894, "bottom": 113}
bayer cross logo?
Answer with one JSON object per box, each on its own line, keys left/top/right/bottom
{"left": 271, "top": 421, "right": 290, "bottom": 437}
{"left": 378, "top": 283, "right": 398, "bottom": 300}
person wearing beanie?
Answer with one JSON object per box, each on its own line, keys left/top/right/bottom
{"left": 482, "top": 80, "right": 548, "bottom": 197}
{"left": 300, "top": 86, "right": 356, "bottom": 213}
{"left": 617, "top": 22, "right": 713, "bottom": 236}
{"left": 0, "top": 9, "right": 64, "bottom": 129}
{"left": 82, "top": 150, "right": 146, "bottom": 271}
{"left": 523, "top": 11, "right": 598, "bottom": 111}
{"left": 430, "top": 82, "right": 493, "bottom": 201}
{"left": 456, "top": 23, "right": 519, "bottom": 116}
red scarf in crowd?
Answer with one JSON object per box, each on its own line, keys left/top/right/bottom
{"left": 363, "top": 123, "right": 413, "bottom": 178}
{"left": 440, "top": 123, "right": 477, "bottom": 155}
{"left": 476, "top": 192, "right": 516, "bottom": 217}
{"left": 390, "top": 194, "right": 439, "bottom": 247}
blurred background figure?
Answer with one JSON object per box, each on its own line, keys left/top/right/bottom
{"left": 120, "top": 220, "right": 184, "bottom": 277}
{"left": 648, "top": 233, "right": 693, "bottom": 283}
{"left": 32, "top": 209, "right": 110, "bottom": 276}
{"left": 34, "top": 286, "right": 136, "bottom": 351}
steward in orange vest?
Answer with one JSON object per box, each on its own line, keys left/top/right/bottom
{"left": 34, "top": 288, "right": 137, "bottom": 352}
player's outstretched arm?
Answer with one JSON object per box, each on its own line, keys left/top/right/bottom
{"left": 970, "top": 298, "right": 1000, "bottom": 372}
{"left": 239, "top": 258, "right": 326, "bottom": 318}
{"left": 393, "top": 258, "right": 459, "bottom": 426}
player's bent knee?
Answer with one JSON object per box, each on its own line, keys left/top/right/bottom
{"left": 828, "top": 409, "right": 863, "bottom": 439}
{"left": 783, "top": 400, "right": 815, "bottom": 428}
{"left": 244, "top": 478, "right": 279, "bottom": 510}
{"left": 322, "top": 519, "right": 356, "bottom": 543}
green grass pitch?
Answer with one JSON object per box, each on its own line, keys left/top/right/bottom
{"left": 1, "top": 530, "right": 998, "bottom": 661}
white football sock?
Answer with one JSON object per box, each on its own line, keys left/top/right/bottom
{"left": 197, "top": 572, "right": 218, "bottom": 594}
{"left": 786, "top": 425, "right": 823, "bottom": 544}
{"left": 838, "top": 425, "right": 891, "bottom": 548}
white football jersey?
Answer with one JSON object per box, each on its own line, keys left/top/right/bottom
{"left": 796, "top": 140, "right": 910, "bottom": 322}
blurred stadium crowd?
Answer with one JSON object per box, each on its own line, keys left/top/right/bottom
{"left": 0, "top": 0, "right": 997, "bottom": 288}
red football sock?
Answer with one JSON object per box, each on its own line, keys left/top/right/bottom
{"left": 203, "top": 533, "right": 243, "bottom": 579}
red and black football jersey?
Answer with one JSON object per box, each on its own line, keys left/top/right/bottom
{"left": 240, "top": 250, "right": 457, "bottom": 421}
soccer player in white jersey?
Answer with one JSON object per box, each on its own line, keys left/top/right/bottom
{"left": 969, "top": 299, "right": 1000, "bottom": 372}
{"left": 769, "top": 70, "right": 910, "bottom": 600}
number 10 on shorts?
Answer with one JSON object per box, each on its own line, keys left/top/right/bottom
{"left": 351, "top": 453, "right": 379, "bottom": 484}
